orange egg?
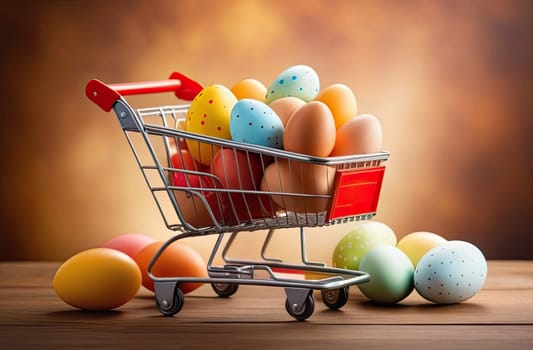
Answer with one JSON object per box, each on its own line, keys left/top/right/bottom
{"left": 231, "top": 78, "right": 268, "bottom": 102}
{"left": 268, "top": 96, "right": 306, "bottom": 127}
{"left": 283, "top": 101, "right": 336, "bottom": 157}
{"left": 134, "top": 241, "right": 207, "bottom": 294}
{"left": 331, "top": 114, "right": 383, "bottom": 156}
{"left": 260, "top": 159, "right": 336, "bottom": 213}
{"left": 315, "top": 83, "right": 358, "bottom": 129}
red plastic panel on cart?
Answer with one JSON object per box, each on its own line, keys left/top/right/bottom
{"left": 327, "top": 166, "right": 385, "bottom": 221}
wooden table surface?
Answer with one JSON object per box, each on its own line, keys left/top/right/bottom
{"left": 0, "top": 261, "right": 532, "bottom": 349}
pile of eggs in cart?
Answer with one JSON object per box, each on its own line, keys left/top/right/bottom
{"left": 171, "top": 64, "right": 384, "bottom": 227}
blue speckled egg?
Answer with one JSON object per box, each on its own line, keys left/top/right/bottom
{"left": 230, "top": 99, "right": 284, "bottom": 149}
{"left": 414, "top": 240, "right": 487, "bottom": 304}
{"left": 266, "top": 65, "right": 320, "bottom": 104}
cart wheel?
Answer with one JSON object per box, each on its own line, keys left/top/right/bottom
{"left": 211, "top": 283, "right": 239, "bottom": 297}
{"left": 285, "top": 293, "right": 315, "bottom": 321}
{"left": 156, "top": 286, "right": 184, "bottom": 316}
{"left": 321, "top": 287, "right": 349, "bottom": 310}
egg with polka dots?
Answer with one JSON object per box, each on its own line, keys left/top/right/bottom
{"left": 414, "top": 240, "right": 487, "bottom": 304}
{"left": 332, "top": 221, "right": 397, "bottom": 271}
{"left": 230, "top": 99, "right": 284, "bottom": 149}
{"left": 185, "top": 84, "right": 238, "bottom": 165}
{"left": 266, "top": 65, "right": 320, "bottom": 104}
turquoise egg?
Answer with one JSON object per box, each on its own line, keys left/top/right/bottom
{"left": 266, "top": 65, "right": 320, "bottom": 104}
{"left": 358, "top": 245, "right": 414, "bottom": 304}
{"left": 230, "top": 99, "right": 284, "bottom": 149}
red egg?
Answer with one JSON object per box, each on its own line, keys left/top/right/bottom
{"left": 101, "top": 233, "right": 156, "bottom": 260}
{"left": 134, "top": 241, "right": 207, "bottom": 294}
{"left": 211, "top": 148, "right": 277, "bottom": 223}
{"left": 170, "top": 148, "right": 227, "bottom": 228}
{"left": 170, "top": 149, "right": 213, "bottom": 189}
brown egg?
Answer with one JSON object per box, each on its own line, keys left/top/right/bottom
{"left": 315, "top": 83, "right": 358, "bottom": 129}
{"left": 331, "top": 114, "right": 383, "bottom": 156}
{"left": 283, "top": 101, "right": 336, "bottom": 157}
{"left": 268, "top": 96, "right": 306, "bottom": 127}
{"left": 260, "top": 159, "right": 336, "bottom": 213}
{"left": 173, "top": 190, "right": 226, "bottom": 228}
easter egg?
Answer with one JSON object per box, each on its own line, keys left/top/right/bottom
{"left": 358, "top": 245, "right": 414, "bottom": 304}
{"left": 397, "top": 231, "right": 447, "bottom": 267}
{"left": 268, "top": 96, "right": 306, "bottom": 127}
{"left": 260, "top": 159, "right": 335, "bottom": 213}
{"left": 53, "top": 248, "right": 141, "bottom": 311}
{"left": 134, "top": 241, "right": 207, "bottom": 294}
{"left": 283, "top": 101, "right": 336, "bottom": 157}
{"left": 230, "top": 99, "right": 284, "bottom": 149}
{"left": 266, "top": 65, "right": 320, "bottom": 104}
{"left": 210, "top": 148, "right": 277, "bottom": 222}
{"left": 314, "top": 83, "right": 358, "bottom": 129}
{"left": 414, "top": 241, "right": 487, "bottom": 304}
{"left": 185, "top": 85, "right": 237, "bottom": 165}
{"left": 332, "top": 221, "right": 397, "bottom": 270}
{"left": 101, "top": 233, "right": 156, "bottom": 260}
{"left": 169, "top": 148, "right": 226, "bottom": 228}
{"left": 331, "top": 114, "right": 383, "bottom": 156}
{"left": 231, "top": 78, "right": 267, "bottom": 102}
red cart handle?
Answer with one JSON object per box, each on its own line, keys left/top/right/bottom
{"left": 86, "top": 72, "right": 203, "bottom": 112}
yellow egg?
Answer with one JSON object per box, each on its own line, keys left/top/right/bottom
{"left": 397, "top": 231, "right": 447, "bottom": 267}
{"left": 315, "top": 83, "right": 357, "bottom": 129}
{"left": 53, "top": 248, "right": 141, "bottom": 311}
{"left": 185, "top": 85, "right": 237, "bottom": 165}
{"left": 231, "top": 78, "right": 268, "bottom": 102}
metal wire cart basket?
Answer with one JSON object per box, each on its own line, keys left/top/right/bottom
{"left": 86, "top": 72, "right": 389, "bottom": 320}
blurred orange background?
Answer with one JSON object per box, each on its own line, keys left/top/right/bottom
{"left": 1, "top": 0, "right": 532, "bottom": 261}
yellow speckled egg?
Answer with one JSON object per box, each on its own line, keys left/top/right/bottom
{"left": 231, "top": 78, "right": 267, "bottom": 102}
{"left": 314, "top": 83, "right": 358, "bottom": 129}
{"left": 185, "top": 85, "right": 237, "bottom": 165}
{"left": 53, "top": 248, "right": 141, "bottom": 311}
{"left": 397, "top": 231, "right": 447, "bottom": 267}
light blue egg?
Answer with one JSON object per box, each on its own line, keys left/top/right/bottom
{"left": 414, "top": 240, "right": 487, "bottom": 304}
{"left": 230, "top": 99, "right": 284, "bottom": 149}
{"left": 266, "top": 65, "right": 320, "bottom": 104}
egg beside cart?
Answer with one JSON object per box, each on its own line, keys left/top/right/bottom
{"left": 85, "top": 72, "right": 389, "bottom": 321}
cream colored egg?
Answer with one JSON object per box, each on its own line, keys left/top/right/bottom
{"left": 260, "top": 159, "right": 335, "bottom": 213}
{"left": 268, "top": 96, "right": 306, "bottom": 127}
{"left": 331, "top": 114, "right": 383, "bottom": 156}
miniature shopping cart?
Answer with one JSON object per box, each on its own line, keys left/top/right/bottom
{"left": 86, "top": 72, "right": 389, "bottom": 320}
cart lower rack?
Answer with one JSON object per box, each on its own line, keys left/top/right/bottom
{"left": 86, "top": 72, "right": 389, "bottom": 320}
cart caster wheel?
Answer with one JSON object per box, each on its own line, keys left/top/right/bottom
{"left": 285, "top": 293, "right": 315, "bottom": 321}
{"left": 321, "top": 286, "right": 349, "bottom": 310}
{"left": 211, "top": 283, "right": 239, "bottom": 297}
{"left": 156, "top": 287, "right": 184, "bottom": 316}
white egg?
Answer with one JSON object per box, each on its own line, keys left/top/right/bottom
{"left": 414, "top": 240, "right": 487, "bottom": 304}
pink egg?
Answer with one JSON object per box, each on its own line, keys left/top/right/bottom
{"left": 101, "top": 233, "right": 156, "bottom": 260}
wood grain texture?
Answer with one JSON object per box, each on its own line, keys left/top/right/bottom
{"left": 0, "top": 261, "right": 531, "bottom": 349}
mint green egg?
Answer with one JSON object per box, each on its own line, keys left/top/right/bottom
{"left": 358, "top": 245, "right": 414, "bottom": 304}
{"left": 332, "top": 221, "right": 397, "bottom": 270}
